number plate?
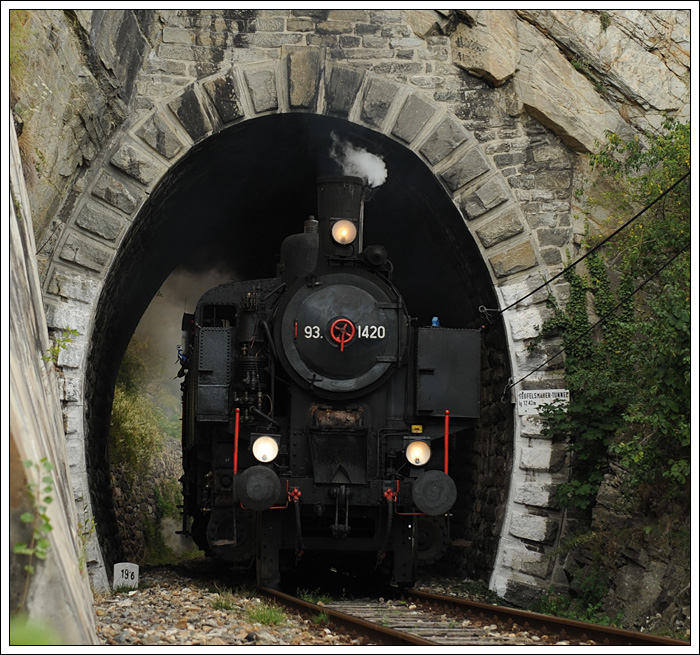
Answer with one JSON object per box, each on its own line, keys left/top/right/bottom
{"left": 113, "top": 562, "right": 139, "bottom": 589}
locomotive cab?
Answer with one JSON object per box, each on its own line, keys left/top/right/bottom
{"left": 179, "top": 175, "right": 480, "bottom": 588}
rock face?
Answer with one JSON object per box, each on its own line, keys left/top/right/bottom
{"left": 561, "top": 465, "right": 690, "bottom": 636}
{"left": 11, "top": 10, "right": 152, "bottom": 260}
{"left": 514, "top": 19, "right": 632, "bottom": 153}
{"left": 111, "top": 437, "right": 194, "bottom": 565}
{"left": 450, "top": 11, "right": 520, "bottom": 86}
{"left": 517, "top": 10, "right": 690, "bottom": 121}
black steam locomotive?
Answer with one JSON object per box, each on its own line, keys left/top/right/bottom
{"left": 178, "top": 176, "right": 480, "bottom": 587}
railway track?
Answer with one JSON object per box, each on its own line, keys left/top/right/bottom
{"left": 260, "top": 586, "right": 691, "bottom": 647}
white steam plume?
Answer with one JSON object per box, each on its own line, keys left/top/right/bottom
{"left": 329, "top": 132, "right": 388, "bottom": 188}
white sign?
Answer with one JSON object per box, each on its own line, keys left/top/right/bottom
{"left": 114, "top": 562, "right": 139, "bottom": 589}
{"left": 517, "top": 389, "right": 569, "bottom": 416}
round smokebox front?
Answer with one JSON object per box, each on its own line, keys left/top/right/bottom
{"left": 276, "top": 271, "right": 407, "bottom": 395}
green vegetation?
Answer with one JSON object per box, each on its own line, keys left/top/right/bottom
{"left": 142, "top": 480, "right": 193, "bottom": 565}
{"left": 110, "top": 335, "right": 197, "bottom": 565}
{"left": 527, "top": 121, "right": 689, "bottom": 627}
{"left": 297, "top": 587, "right": 333, "bottom": 605}
{"left": 534, "top": 118, "right": 690, "bottom": 512}
{"left": 534, "top": 530, "right": 624, "bottom": 626}
{"left": 42, "top": 328, "right": 79, "bottom": 365}
{"left": 537, "top": 586, "right": 623, "bottom": 627}
{"left": 246, "top": 601, "right": 286, "bottom": 626}
{"left": 77, "top": 514, "right": 96, "bottom": 577}
{"left": 313, "top": 612, "right": 330, "bottom": 626}
{"left": 110, "top": 383, "right": 164, "bottom": 478}
{"left": 9, "top": 10, "right": 32, "bottom": 88}
{"left": 13, "top": 458, "right": 54, "bottom": 608}
{"left": 110, "top": 336, "right": 182, "bottom": 478}
{"left": 155, "top": 479, "right": 182, "bottom": 519}
{"left": 10, "top": 614, "right": 64, "bottom": 646}
{"left": 247, "top": 602, "right": 287, "bottom": 625}
{"left": 211, "top": 586, "right": 239, "bottom": 611}
{"left": 297, "top": 588, "right": 334, "bottom": 626}
{"left": 210, "top": 587, "right": 286, "bottom": 625}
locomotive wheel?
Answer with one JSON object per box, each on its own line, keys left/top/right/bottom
{"left": 415, "top": 516, "right": 450, "bottom": 566}
{"left": 206, "top": 511, "right": 256, "bottom": 563}
{"left": 191, "top": 514, "right": 214, "bottom": 556}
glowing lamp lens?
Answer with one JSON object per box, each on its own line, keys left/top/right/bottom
{"left": 331, "top": 219, "right": 357, "bottom": 245}
{"left": 405, "top": 440, "right": 431, "bottom": 466}
{"left": 252, "top": 436, "right": 279, "bottom": 463}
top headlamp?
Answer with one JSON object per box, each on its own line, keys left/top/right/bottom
{"left": 331, "top": 219, "right": 357, "bottom": 245}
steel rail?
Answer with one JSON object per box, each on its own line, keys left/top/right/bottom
{"left": 258, "top": 586, "right": 436, "bottom": 646}
{"left": 406, "top": 588, "right": 690, "bottom": 647}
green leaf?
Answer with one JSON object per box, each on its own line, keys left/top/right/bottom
{"left": 19, "top": 512, "right": 35, "bottom": 523}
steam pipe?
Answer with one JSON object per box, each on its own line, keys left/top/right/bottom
{"left": 260, "top": 320, "right": 277, "bottom": 414}
{"left": 251, "top": 405, "right": 280, "bottom": 429}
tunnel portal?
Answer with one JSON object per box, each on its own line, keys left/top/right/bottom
{"left": 86, "top": 113, "right": 512, "bottom": 580}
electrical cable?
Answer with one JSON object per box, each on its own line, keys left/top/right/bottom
{"left": 501, "top": 239, "right": 691, "bottom": 400}
{"left": 487, "top": 170, "right": 690, "bottom": 318}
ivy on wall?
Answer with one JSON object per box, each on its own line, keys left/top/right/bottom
{"left": 534, "top": 118, "right": 690, "bottom": 511}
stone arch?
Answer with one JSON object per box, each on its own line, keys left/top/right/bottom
{"left": 45, "top": 55, "right": 563, "bottom": 598}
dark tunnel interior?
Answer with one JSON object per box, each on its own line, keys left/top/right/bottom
{"left": 86, "top": 113, "right": 512, "bottom": 579}
{"left": 143, "top": 113, "right": 495, "bottom": 328}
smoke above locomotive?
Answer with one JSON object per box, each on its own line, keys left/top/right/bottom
{"left": 177, "top": 171, "right": 480, "bottom": 588}
{"left": 329, "top": 132, "right": 388, "bottom": 189}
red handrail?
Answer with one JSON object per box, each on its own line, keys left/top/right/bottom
{"left": 233, "top": 407, "right": 240, "bottom": 475}
{"left": 444, "top": 410, "right": 450, "bottom": 475}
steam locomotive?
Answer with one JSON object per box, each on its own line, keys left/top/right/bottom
{"left": 178, "top": 176, "right": 480, "bottom": 587}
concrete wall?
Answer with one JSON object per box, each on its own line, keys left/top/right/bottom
{"left": 9, "top": 117, "right": 98, "bottom": 644}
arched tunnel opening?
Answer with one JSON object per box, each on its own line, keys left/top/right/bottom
{"left": 85, "top": 113, "right": 513, "bottom": 584}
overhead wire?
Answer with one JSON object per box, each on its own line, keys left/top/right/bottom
{"left": 485, "top": 170, "right": 690, "bottom": 319}
{"left": 490, "top": 169, "right": 691, "bottom": 399}
{"left": 501, "top": 239, "right": 691, "bottom": 399}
